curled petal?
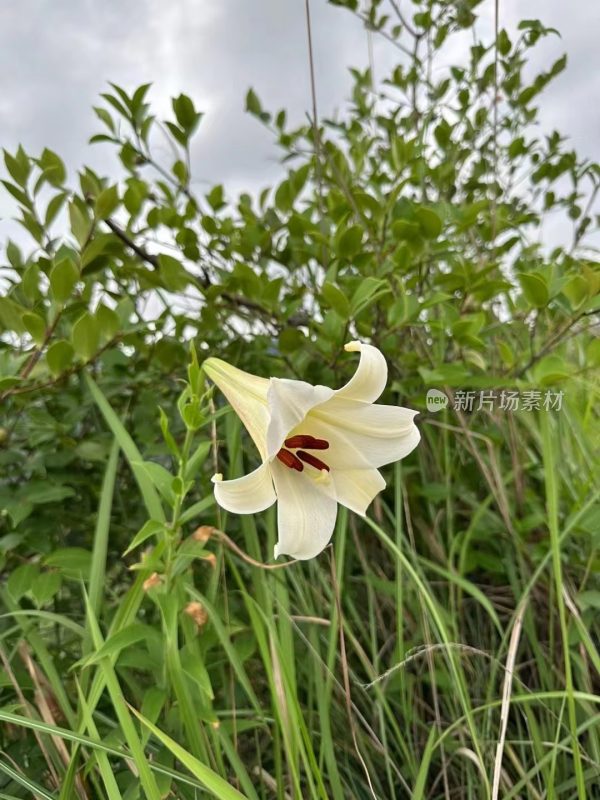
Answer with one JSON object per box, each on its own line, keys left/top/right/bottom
{"left": 204, "top": 358, "right": 270, "bottom": 460}
{"left": 271, "top": 461, "right": 338, "bottom": 560}
{"left": 266, "top": 378, "right": 334, "bottom": 459}
{"left": 311, "top": 397, "right": 420, "bottom": 469}
{"left": 332, "top": 468, "right": 386, "bottom": 516}
{"left": 212, "top": 462, "right": 276, "bottom": 514}
{"left": 333, "top": 341, "right": 388, "bottom": 404}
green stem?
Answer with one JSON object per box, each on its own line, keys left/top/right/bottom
{"left": 164, "top": 426, "right": 195, "bottom": 591}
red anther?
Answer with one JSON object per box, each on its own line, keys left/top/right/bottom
{"left": 277, "top": 448, "right": 304, "bottom": 471}
{"left": 296, "top": 450, "right": 330, "bottom": 472}
{"left": 284, "top": 435, "right": 329, "bottom": 450}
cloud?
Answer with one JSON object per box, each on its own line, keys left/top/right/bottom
{"left": 0, "top": 0, "right": 597, "bottom": 249}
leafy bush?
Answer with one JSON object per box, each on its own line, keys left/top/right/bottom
{"left": 0, "top": 1, "right": 598, "bottom": 798}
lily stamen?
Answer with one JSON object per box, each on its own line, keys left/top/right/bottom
{"left": 284, "top": 435, "right": 330, "bottom": 450}
{"left": 276, "top": 448, "right": 304, "bottom": 471}
{"left": 296, "top": 450, "right": 330, "bottom": 472}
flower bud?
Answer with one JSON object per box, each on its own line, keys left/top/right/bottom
{"left": 143, "top": 572, "right": 162, "bottom": 591}
{"left": 184, "top": 601, "right": 208, "bottom": 628}
{"left": 191, "top": 525, "right": 216, "bottom": 544}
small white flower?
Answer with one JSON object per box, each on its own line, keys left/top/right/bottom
{"left": 204, "top": 342, "right": 420, "bottom": 560}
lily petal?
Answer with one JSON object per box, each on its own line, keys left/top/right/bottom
{"left": 334, "top": 341, "right": 388, "bottom": 404}
{"left": 271, "top": 460, "right": 338, "bottom": 560}
{"left": 266, "top": 378, "right": 334, "bottom": 459}
{"left": 311, "top": 397, "right": 420, "bottom": 469}
{"left": 212, "top": 462, "right": 276, "bottom": 514}
{"left": 332, "top": 468, "right": 386, "bottom": 516}
{"left": 204, "top": 358, "right": 270, "bottom": 460}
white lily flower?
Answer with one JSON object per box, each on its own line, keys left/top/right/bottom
{"left": 204, "top": 341, "right": 420, "bottom": 560}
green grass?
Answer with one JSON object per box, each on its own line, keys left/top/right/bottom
{"left": 0, "top": 373, "right": 598, "bottom": 799}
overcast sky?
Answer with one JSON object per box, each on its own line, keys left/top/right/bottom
{"left": 1, "top": 0, "right": 598, "bottom": 250}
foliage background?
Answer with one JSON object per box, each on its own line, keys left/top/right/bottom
{"left": 0, "top": 0, "right": 599, "bottom": 798}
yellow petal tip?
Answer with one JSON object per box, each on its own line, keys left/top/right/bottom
{"left": 211, "top": 473, "right": 223, "bottom": 483}
{"left": 344, "top": 341, "right": 361, "bottom": 353}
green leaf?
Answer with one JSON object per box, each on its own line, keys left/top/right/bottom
{"left": 22, "top": 264, "right": 41, "bottom": 302}
{"left": 6, "top": 240, "right": 22, "bottom": 267}
{"left": 391, "top": 219, "right": 421, "bottom": 241}
{"left": 351, "top": 277, "right": 390, "bottom": 316}
{"left": 44, "top": 548, "right": 92, "bottom": 580}
{"left": 95, "top": 185, "right": 120, "bottom": 219}
{"left": 0, "top": 376, "right": 22, "bottom": 392}
{"left": 181, "top": 402, "right": 204, "bottom": 431}
{"left": 96, "top": 303, "right": 120, "bottom": 340}
{"left": 184, "top": 441, "right": 212, "bottom": 480}
{"left": 172, "top": 94, "right": 202, "bottom": 134}
{"left": 387, "top": 293, "right": 420, "bottom": 326}
{"left": 130, "top": 707, "right": 250, "bottom": 800}
{"left": 83, "top": 623, "right": 161, "bottom": 666}
{"left": 4, "top": 146, "right": 31, "bottom": 185}
{"left": 31, "top": 572, "right": 62, "bottom": 606}
{"left": 519, "top": 272, "right": 549, "bottom": 307}
{"left": 46, "top": 340, "right": 74, "bottom": 375}
{"left": 22, "top": 312, "right": 46, "bottom": 346}
{"left": 278, "top": 328, "right": 305, "bottom": 355}
{"left": 497, "top": 29, "right": 512, "bottom": 55}
{"left": 0, "top": 297, "right": 27, "bottom": 334}
{"left": 497, "top": 341, "right": 514, "bottom": 368}
{"left": 336, "top": 225, "right": 363, "bottom": 259}
{"left": 158, "top": 254, "right": 190, "bottom": 291}
{"left": 321, "top": 281, "right": 350, "bottom": 317}
{"left": 26, "top": 483, "right": 75, "bottom": 505}
{"left": 2, "top": 179, "right": 30, "bottom": 207}
{"left": 39, "top": 148, "right": 66, "bottom": 186}
{"left": 562, "top": 275, "right": 589, "bottom": 310}
{"left": 132, "top": 461, "right": 175, "bottom": 506}
{"left": 123, "top": 520, "right": 166, "bottom": 557}
{"left": 181, "top": 646, "right": 213, "bottom": 699}
{"left": 274, "top": 179, "right": 294, "bottom": 213}
{"left": 417, "top": 363, "right": 471, "bottom": 386}
{"left": 69, "top": 201, "right": 93, "bottom": 247}
{"left": 158, "top": 406, "right": 180, "bottom": 458}
{"left": 45, "top": 192, "right": 67, "bottom": 227}
{"left": 93, "top": 105, "right": 115, "bottom": 132}
{"left": 245, "top": 88, "right": 262, "bottom": 116}
{"left": 172, "top": 539, "right": 211, "bottom": 575}
{"left": 72, "top": 312, "right": 100, "bottom": 360}
{"left": 206, "top": 184, "right": 225, "bottom": 211}
{"left": 8, "top": 563, "right": 39, "bottom": 601}
{"left": 578, "top": 591, "right": 600, "bottom": 611}
{"left": 416, "top": 207, "right": 442, "bottom": 238}
{"left": 532, "top": 355, "right": 571, "bottom": 385}
{"left": 50, "top": 258, "right": 79, "bottom": 303}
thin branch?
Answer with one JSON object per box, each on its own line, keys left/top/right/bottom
{"left": 387, "top": 0, "right": 419, "bottom": 38}
{"left": 103, "top": 218, "right": 288, "bottom": 326}
{"left": 19, "top": 309, "right": 63, "bottom": 380}
{"left": 0, "top": 335, "right": 122, "bottom": 402}
{"left": 304, "top": 0, "right": 328, "bottom": 269}
{"left": 104, "top": 218, "right": 160, "bottom": 270}
{"left": 512, "top": 312, "right": 585, "bottom": 379}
